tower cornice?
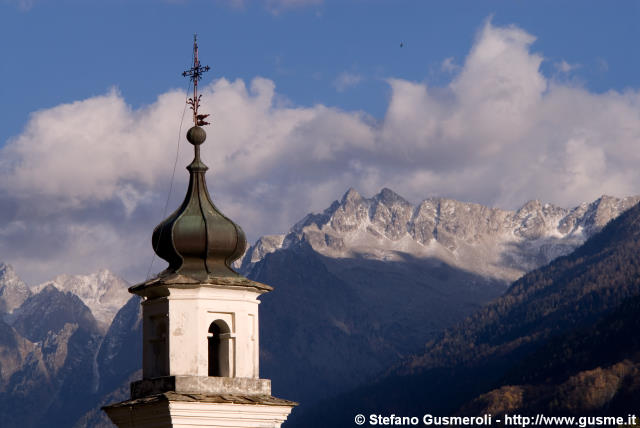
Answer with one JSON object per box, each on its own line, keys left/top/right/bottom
{"left": 129, "top": 272, "right": 272, "bottom": 299}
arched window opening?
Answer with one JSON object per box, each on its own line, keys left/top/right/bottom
{"left": 208, "top": 323, "right": 222, "bottom": 376}
{"left": 208, "top": 320, "right": 231, "bottom": 377}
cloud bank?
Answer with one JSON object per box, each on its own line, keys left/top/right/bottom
{"left": 2, "top": 20, "right": 640, "bottom": 283}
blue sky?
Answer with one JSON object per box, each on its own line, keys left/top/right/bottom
{"left": 3, "top": 1, "right": 639, "bottom": 145}
{"left": 2, "top": 0, "right": 640, "bottom": 283}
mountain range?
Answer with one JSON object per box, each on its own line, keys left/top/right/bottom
{"left": 245, "top": 188, "right": 639, "bottom": 420}
{"left": 241, "top": 188, "right": 639, "bottom": 283}
{"left": 0, "top": 263, "right": 138, "bottom": 428}
{"left": 294, "top": 193, "right": 640, "bottom": 426}
{"left": 0, "top": 187, "right": 638, "bottom": 427}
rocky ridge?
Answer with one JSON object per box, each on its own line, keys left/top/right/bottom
{"left": 0, "top": 264, "right": 135, "bottom": 427}
{"left": 0, "top": 263, "right": 31, "bottom": 313}
{"left": 240, "top": 188, "right": 640, "bottom": 282}
{"left": 32, "top": 269, "right": 131, "bottom": 331}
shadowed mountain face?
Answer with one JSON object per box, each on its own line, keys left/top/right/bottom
{"left": 12, "top": 285, "right": 100, "bottom": 342}
{"left": 461, "top": 294, "right": 640, "bottom": 416}
{"left": 95, "top": 296, "right": 141, "bottom": 396}
{"left": 0, "top": 269, "right": 137, "bottom": 428}
{"left": 73, "top": 296, "right": 142, "bottom": 428}
{"left": 253, "top": 240, "right": 507, "bottom": 414}
{"left": 293, "top": 201, "right": 640, "bottom": 427}
{"left": 0, "top": 285, "right": 102, "bottom": 428}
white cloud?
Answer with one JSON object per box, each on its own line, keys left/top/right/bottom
{"left": 332, "top": 72, "right": 363, "bottom": 92}
{"left": 441, "top": 57, "right": 459, "bottom": 73}
{"left": 555, "top": 60, "right": 580, "bottom": 73}
{"left": 3, "top": 19, "right": 640, "bottom": 283}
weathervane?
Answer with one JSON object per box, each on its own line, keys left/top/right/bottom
{"left": 182, "top": 34, "right": 211, "bottom": 126}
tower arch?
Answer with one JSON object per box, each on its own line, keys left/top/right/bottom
{"left": 208, "top": 320, "right": 232, "bottom": 377}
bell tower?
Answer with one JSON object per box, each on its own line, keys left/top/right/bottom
{"left": 103, "top": 36, "right": 296, "bottom": 428}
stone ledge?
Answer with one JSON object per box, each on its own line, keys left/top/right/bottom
{"left": 129, "top": 273, "right": 273, "bottom": 298}
{"left": 104, "top": 391, "right": 298, "bottom": 409}
{"left": 103, "top": 392, "right": 298, "bottom": 428}
{"left": 131, "top": 376, "right": 271, "bottom": 399}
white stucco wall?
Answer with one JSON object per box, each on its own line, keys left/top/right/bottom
{"left": 142, "top": 287, "right": 261, "bottom": 379}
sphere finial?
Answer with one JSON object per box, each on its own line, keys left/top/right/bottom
{"left": 187, "top": 126, "right": 206, "bottom": 146}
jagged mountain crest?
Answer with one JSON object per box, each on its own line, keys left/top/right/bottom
{"left": 31, "top": 269, "right": 130, "bottom": 331}
{"left": 238, "top": 234, "right": 285, "bottom": 273}
{"left": 241, "top": 188, "right": 640, "bottom": 281}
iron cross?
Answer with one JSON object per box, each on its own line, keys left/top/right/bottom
{"left": 182, "top": 34, "right": 211, "bottom": 126}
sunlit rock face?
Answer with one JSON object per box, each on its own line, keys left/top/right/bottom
{"left": 241, "top": 188, "right": 640, "bottom": 283}
{"left": 0, "top": 263, "right": 31, "bottom": 313}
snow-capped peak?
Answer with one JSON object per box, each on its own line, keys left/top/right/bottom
{"left": 239, "top": 188, "right": 640, "bottom": 282}
{"left": 32, "top": 269, "right": 130, "bottom": 331}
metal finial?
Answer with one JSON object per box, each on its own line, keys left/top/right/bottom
{"left": 182, "top": 34, "right": 211, "bottom": 127}
{"left": 148, "top": 35, "right": 246, "bottom": 279}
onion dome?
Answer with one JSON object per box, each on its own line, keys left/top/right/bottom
{"left": 151, "top": 126, "right": 246, "bottom": 280}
